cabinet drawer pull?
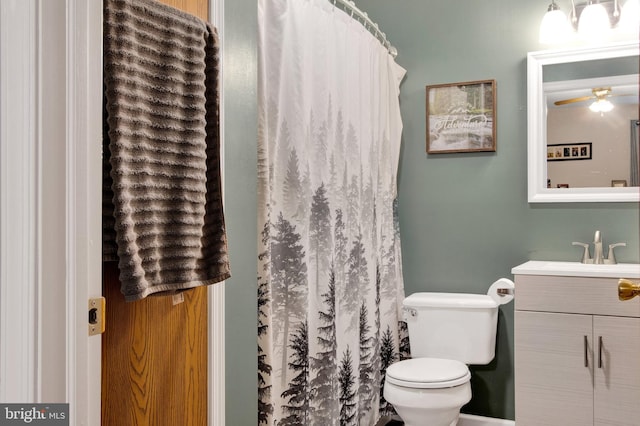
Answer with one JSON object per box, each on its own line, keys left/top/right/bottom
{"left": 598, "top": 336, "right": 603, "bottom": 369}
{"left": 584, "top": 335, "right": 588, "bottom": 367}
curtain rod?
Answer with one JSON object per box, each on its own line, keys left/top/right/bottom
{"left": 332, "top": 0, "right": 398, "bottom": 57}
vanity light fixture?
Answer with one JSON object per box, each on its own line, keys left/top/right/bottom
{"left": 539, "top": 0, "right": 637, "bottom": 44}
{"left": 618, "top": 0, "right": 640, "bottom": 33}
{"left": 577, "top": 1, "right": 611, "bottom": 40}
{"left": 539, "top": 0, "right": 572, "bottom": 43}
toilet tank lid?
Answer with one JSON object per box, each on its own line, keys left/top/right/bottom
{"left": 404, "top": 292, "right": 498, "bottom": 309}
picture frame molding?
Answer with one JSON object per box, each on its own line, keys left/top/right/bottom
{"left": 426, "top": 79, "right": 497, "bottom": 154}
{"left": 547, "top": 142, "right": 593, "bottom": 161}
{"left": 611, "top": 179, "right": 628, "bottom": 187}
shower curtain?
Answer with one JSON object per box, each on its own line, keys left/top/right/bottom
{"left": 258, "top": 0, "right": 408, "bottom": 425}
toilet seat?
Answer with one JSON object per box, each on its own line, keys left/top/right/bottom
{"left": 385, "top": 358, "right": 471, "bottom": 389}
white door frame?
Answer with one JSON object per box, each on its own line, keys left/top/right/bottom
{"left": 0, "top": 0, "right": 105, "bottom": 421}
{"left": 1, "top": 1, "right": 103, "bottom": 423}
{"left": 0, "top": 0, "right": 39, "bottom": 404}
{"left": 64, "top": 0, "right": 104, "bottom": 423}
{"left": 0, "top": 0, "right": 226, "bottom": 424}
{"left": 208, "top": 0, "right": 226, "bottom": 424}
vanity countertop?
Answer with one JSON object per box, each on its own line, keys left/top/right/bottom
{"left": 512, "top": 260, "right": 640, "bottom": 279}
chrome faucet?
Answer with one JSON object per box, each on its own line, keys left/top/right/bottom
{"left": 572, "top": 230, "right": 626, "bottom": 264}
{"left": 593, "top": 230, "right": 604, "bottom": 264}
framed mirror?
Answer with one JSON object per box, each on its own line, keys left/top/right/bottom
{"left": 527, "top": 42, "right": 639, "bottom": 203}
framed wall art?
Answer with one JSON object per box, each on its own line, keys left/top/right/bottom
{"left": 547, "top": 142, "right": 592, "bottom": 161}
{"left": 426, "top": 79, "right": 496, "bottom": 154}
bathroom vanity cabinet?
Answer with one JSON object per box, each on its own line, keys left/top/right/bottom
{"left": 512, "top": 262, "right": 640, "bottom": 426}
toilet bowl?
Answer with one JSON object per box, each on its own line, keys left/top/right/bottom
{"left": 383, "top": 282, "right": 515, "bottom": 426}
{"left": 384, "top": 358, "right": 471, "bottom": 426}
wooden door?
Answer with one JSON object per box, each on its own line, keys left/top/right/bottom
{"left": 515, "top": 311, "right": 594, "bottom": 426}
{"left": 101, "top": 1, "right": 210, "bottom": 425}
{"left": 593, "top": 315, "right": 640, "bottom": 426}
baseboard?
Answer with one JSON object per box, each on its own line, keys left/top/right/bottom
{"left": 458, "top": 414, "right": 515, "bottom": 426}
{"left": 376, "top": 413, "right": 515, "bottom": 426}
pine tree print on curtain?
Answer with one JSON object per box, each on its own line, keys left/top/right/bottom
{"left": 309, "top": 269, "right": 339, "bottom": 424}
{"left": 258, "top": 0, "right": 407, "bottom": 424}
{"left": 281, "top": 321, "right": 311, "bottom": 425}
{"left": 258, "top": 220, "right": 274, "bottom": 424}
{"left": 339, "top": 347, "right": 358, "bottom": 426}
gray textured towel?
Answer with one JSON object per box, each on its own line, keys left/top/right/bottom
{"left": 103, "top": 0, "right": 230, "bottom": 301}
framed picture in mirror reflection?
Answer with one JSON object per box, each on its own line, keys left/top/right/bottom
{"left": 547, "top": 142, "right": 592, "bottom": 161}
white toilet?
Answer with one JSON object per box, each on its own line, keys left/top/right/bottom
{"left": 384, "top": 280, "right": 514, "bottom": 426}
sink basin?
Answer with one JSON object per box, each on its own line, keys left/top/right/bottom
{"left": 512, "top": 261, "right": 640, "bottom": 278}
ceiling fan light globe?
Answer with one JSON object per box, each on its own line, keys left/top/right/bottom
{"left": 589, "top": 99, "right": 614, "bottom": 113}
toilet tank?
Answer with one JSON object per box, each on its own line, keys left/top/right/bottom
{"left": 403, "top": 292, "right": 499, "bottom": 365}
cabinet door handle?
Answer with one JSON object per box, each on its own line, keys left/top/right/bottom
{"left": 618, "top": 278, "right": 640, "bottom": 301}
{"left": 598, "top": 335, "right": 603, "bottom": 369}
{"left": 584, "top": 335, "right": 589, "bottom": 368}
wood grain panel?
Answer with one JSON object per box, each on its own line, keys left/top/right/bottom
{"left": 515, "top": 311, "right": 594, "bottom": 426}
{"left": 515, "top": 274, "right": 640, "bottom": 318}
{"left": 102, "top": 263, "right": 208, "bottom": 426}
{"left": 593, "top": 316, "right": 640, "bottom": 426}
{"left": 102, "top": 2, "right": 210, "bottom": 425}
{"left": 164, "top": 0, "right": 208, "bottom": 20}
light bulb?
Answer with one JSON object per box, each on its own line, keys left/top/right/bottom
{"left": 589, "top": 99, "right": 614, "bottom": 113}
{"left": 619, "top": 0, "right": 640, "bottom": 34}
{"left": 578, "top": 2, "right": 611, "bottom": 41}
{"left": 539, "top": 6, "right": 571, "bottom": 44}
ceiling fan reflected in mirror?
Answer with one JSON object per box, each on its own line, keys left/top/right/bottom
{"left": 553, "top": 86, "right": 632, "bottom": 113}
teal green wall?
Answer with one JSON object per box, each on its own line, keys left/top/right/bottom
{"left": 223, "top": 0, "right": 640, "bottom": 423}
{"left": 224, "top": 0, "right": 258, "bottom": 424}
{"left": 364, "top": 0, "right": 640, "bottom": 420}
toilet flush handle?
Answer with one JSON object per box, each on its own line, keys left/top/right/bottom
{"left": 404, "top": 307, "right": 417, "bottom": 318}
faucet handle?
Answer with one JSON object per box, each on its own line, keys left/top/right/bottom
{"left": 605, "top": 243, "right": 626, "bottom": 265}
{"left": 572, "top": 242, "right": 592, "bottom": 264}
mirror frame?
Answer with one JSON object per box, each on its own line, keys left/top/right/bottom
{"left": 527, "top": 41, "right": 640, "bottom": 203}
